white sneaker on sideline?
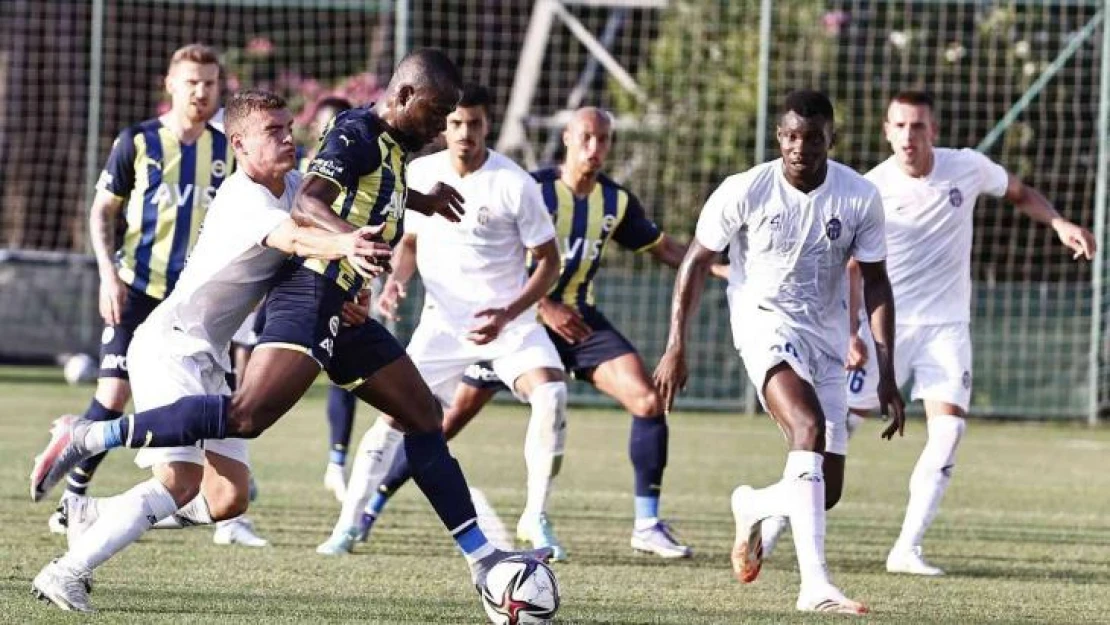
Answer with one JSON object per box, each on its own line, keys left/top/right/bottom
{"left": 886, "top": 545, "right": 945, "bottom": 576}
{"left": 213, "top": 516, "right": 268, "bottom": 547}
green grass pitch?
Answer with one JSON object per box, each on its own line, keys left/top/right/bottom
{"left": 1, "top": 366, "right": 1109, "bottom": 624}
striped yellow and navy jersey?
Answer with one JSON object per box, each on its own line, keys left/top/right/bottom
{"left": 97, "top": 119, "right": 232, "bottom": 300}
{"left": 302, "top": 107, "right": 408, "bottom": 295}
{"left": 532, "top": 167, "right": 663, "bottom": 310}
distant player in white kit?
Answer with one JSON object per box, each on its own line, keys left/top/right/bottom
{"left": 315, "top": 83, "right": 568, "bottom": 556}
{"left": 31, "top": 89, "right": 391, "bottom": 612}
{"left": 842, "top": 91, "right": 1095, "bottom": 576}
{"left": 654, "top": 90, "right": 905, "bottom": 614}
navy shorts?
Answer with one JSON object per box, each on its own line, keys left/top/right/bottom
{"left": 461, "top": 306, "right": 636, "bottom": 389}
{"left": 257, "top": 260, "right": 406, "bottom": 387}
{"left": 99, "top": 283, "right": 161, "bottom": 379}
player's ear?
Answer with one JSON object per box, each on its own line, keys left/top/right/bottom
{"left": 395, "top": 85, "right": 416, "bottom": 111}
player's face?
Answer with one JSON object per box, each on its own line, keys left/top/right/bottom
{"left": 236, "top": 108, "right": 297, "bottom": 176}
{"left": 776, "top": 112, "right": 833, "bottom": 180}
{"left": 564, "top": 116, "right": 612, "bottom": 175}
{"left": 397, "top": 84, "right": 461, "bottom": 147}
{"left": 444, "top": 105, "right": 488, "bottom": 162}
{"left": 884, "top": 102, "right": 937, "bottom": 168}
{"left": 166, "top": 61, "right": 220, "bottom": 123}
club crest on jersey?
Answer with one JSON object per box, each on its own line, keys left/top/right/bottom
{"left": 949, "top": 187, "right": 963, "bottom": 207}
{"left": 601, "top": 214, "right": 618, "bottom": 233}
{"left": 477, "top": 206, "right": 491, "bottom": 225}
{"left": 825, "top": 217, "right": 842, "bottom": 241}
{"left": 210, "top": 159, "right": 228, "bottom": 178}
{"left": 962, "top": 370, "right": 971, "bottom": 389}
{"left": 101, "top": 327, "right": 115, "bottom": 345}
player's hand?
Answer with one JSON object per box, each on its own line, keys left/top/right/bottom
{"left": 1053, "top": 220, "right": 1096, "bottom": 261}
{"left": 376, "top": 279, "right": 406, "bottom": 322}
{"left": 653, "top": 346, "right": 688, "bottom": 413}
{"left": 877, "top": 374, "right": 906, "bottom": 440}
{"left": 98, "top": 272, "right": 127, "bottom": 326}
{"left": 846, "top": 334, "right": 869, "bottom": 369}
{"left": 340, "top": 290, "right": 371, "bottom": 327}
{"left": 347, "top": 225, "right": 393, "bottom": 279}
{"left": 416, "top": 183, "right": 465, "bottom": 223}
{"left": 538, "top": 300, "right": 592, "bottom": 344}
{"left": 467, "top": 308, "right": 511, "bottom": 345}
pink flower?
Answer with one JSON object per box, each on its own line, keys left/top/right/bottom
{"left": 822, "top": 11, "right": 849, "bottom": 36}
{"left": 247, "top": 37, "right": 274, "bottom": 56}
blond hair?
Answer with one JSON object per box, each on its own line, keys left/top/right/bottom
{"left": 167, "top": 43, "right": 221, "bottom": 73}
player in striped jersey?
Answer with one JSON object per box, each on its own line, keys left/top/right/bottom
{"left": 32, "top": 50, "right": 550, "bottom": 600}
{"left": 358, "top": 107, "right": 726, "bottom": 558}
{"left": 49, "top": 43, "right": 236, "bottom": 532}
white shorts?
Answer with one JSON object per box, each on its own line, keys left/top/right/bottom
{"left": 847, "top": 322, "right": 972, "bottom": 412}
{"left": 128, "top": 330, "right": 250, "bottom": 469}
{"left": 738, "top": 318, "right": 849, "bottom": 455}
{"left": 231, "top": 311, "right": 259, "bottom": 347}
{"left": 407, "top": 319, "right": 563, "bottom": 406}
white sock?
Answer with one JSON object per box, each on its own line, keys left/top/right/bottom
{"left": 783, "top": 450, "right": 831, "bottom": 591}
{"left": 895, "top": 414, "right": 965, "bottom": 550}
{"left": 152, "top": 494, "right": 214, "bottom": 529}
{"left": 521, "top": 382, "right": 567, "bottom": 521}
{"left": 333, "top": 417, "right": 403, "bottom": 533}
{"left": 58, "top": 478, "right": 179, "bottom": 576}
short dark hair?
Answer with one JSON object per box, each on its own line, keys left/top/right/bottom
{"left": 315, "top": 96, "right": 352, "bottom": 115}
{"left": 780, "top": 89, "right": 835, "bottom": 123}
{"left": 391, "top": 48, "right": 462, "bottom": 95}
{"left": 458, "top": 83, "right": 492, "bottom": 110}
{"left": 890, "top": 90, "right": 935, "bottom": 110}
{"left": 225, "top": 89, "right": 286, "bottom": 138}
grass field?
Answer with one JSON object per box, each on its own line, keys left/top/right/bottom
{"left": 2, "top": 366, "right": 1109, "bottom": 624}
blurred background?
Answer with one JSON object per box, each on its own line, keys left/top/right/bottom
{"left": 1, "top": 0, "right": 1107, "bottom": 420}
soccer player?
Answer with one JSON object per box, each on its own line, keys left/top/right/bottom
{"left": 653, "top": 90, "right": 905, "bottom": 614}
{"left": 31, "top": 49, "right": 547, "bottom": 609}
{"left": 315, "top": 83, "right": 568, "bottom": 557}
{"left": 362, "top": 106, "right": 720, "bottom": 559}
{"left": 295, "top": 95, "right": 368, "bottom": 502}
{"left": 838, "top": 91, "right": 1095, "bottom": 575}
{"left": 46, "top": 43, "right": 258, "bottom": 545}
{"left": 30, "top": 88, "right": 392, "bottom": 612}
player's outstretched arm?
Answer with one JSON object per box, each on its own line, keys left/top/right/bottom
{"left": 858, "top": 260, "right": 905, "bottom": 439}
{"left": 407, "top": 182, "right": 464, "bottom": 222}
{"left": 292, "top": 174, "right": 356, "bottom": 234}
{"left": 264, "top": 220, "right": 392, "bottom": 278}
{"left": 377, "top": 233, "right": 417, "bottom": 322}
{"left": 653, "top": 240, "right": 717, "bottom": 412}
{"left": 1003, "top": 174, "right": 1096, "bottom": 260}
{"left": 88, "top": 190, "right": 126, "bottom": 325}
{"left": 469, "top": 238, "right": 561, "bottom": 346}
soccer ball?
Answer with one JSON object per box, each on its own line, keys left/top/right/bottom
{"left": 480, "top": 555, "right": 560, "bottom": 625}
{"left": 63, "top": 353, "right": 97, "bottom": 385}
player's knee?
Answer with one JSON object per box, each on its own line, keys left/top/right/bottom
{"left": 205, "top": 485, "right": 250, "bottom": 521}
{"left": 396, "top": 397, "right": 443, "bottom": 434}
{"left": 630, "top": 389, "right": 664, "bottom": 418}
{"left": 529, "top": 381, "right": 567, "bottom": 421}
{"left": 787, "top": 416, "right": 825, "bottom": 451}
{"left": 154, "top": 465, "right": 204, "bottom": 507}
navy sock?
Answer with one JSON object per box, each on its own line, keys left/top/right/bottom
{"left": 404, "top": 431, "right": 486, "bottom": 552}
{"left": 108, "top": 395, "right": 229, "bottom": 449}
{"left": 66, "top": 399, "right": 122, "bottom": 495}
{"left": 630, "top": 414, "right": 668, "bottom": 519}
{"left": 326, "top": 386, "right": 357, "bottom": 465}
{"left": 380, "top": 446, "right": 412, "bottom": 496}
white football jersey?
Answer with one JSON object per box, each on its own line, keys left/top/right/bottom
{"left": 865, "top": 148, "right": 1008, "bottom": 325}
{"left": 696, "top": 159, "right": 886, "bottom": 361}
{"left": 404, "top": 149, "right": 556, "bottom": 330}
{"left": 139, "top": 169, "right": 302, "bottom": 370}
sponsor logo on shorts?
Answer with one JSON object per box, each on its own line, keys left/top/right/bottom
{"left": 329, "top": 316, "right": 340, "bottom": 337}
{"left": 101, "top": 327, "right": 115, "bottom": 345}
{"left": 949, "top": 187, "right": 963, "bottom": 207}
{"left": 962, "top": 370, "right": 971, "bottom": 389}
{"left": 825, "top": 217, "right": 842, "bottom": 241}
{"left": 101, "top": 354, "right": 127, "bottom": 371}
